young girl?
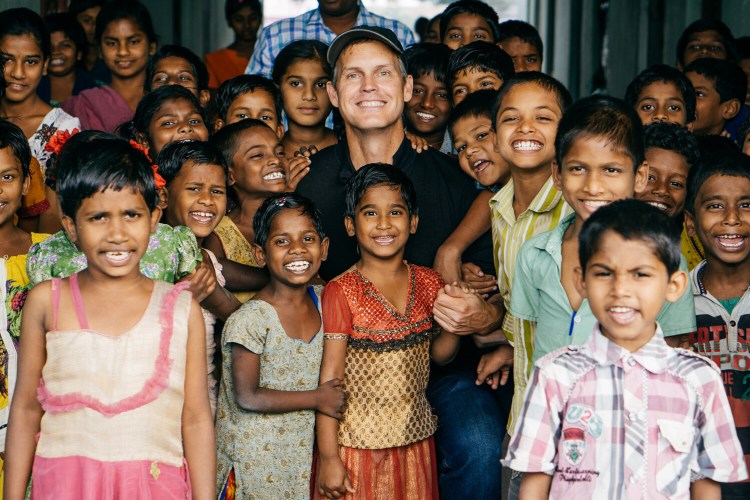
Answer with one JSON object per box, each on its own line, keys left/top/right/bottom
{"left": 62, "top": 0, "right": 156, "bottom": 133}
{"left": 0, "top": 8, "right": 81, "bottom": 175}
{"left": 4, "top": 136, "right": 215, "bottom": 499}
{"left": 68, "top": 0, "right": 108, "bottom": 83}
{"left": 37, "top": 13, "right": 97, "bottom": 107}
{"left": 314, "top": 164, "right": 461, "bottom": 499}
{"left": 125, "top": 84, "right": 209, "bottom": 159}
{"left": 0, "top": 122, "right": 50, "bottom": 498}
{"left": 157, "top": 140, "right": 241, "bottom": 414}
{"left": 205, "top": 0, "right": 262, "bottom": 90}
{"left": 271, "top": 40, "right": 337, "bottom": 154}
{"left": 146, "top": 45, "right": 211, "bottom": 108}
{"left": 216, "top": 192, "right": 344, "bottom": 499}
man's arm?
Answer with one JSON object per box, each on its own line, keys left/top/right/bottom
{"left": 245, "top": 25, "right": 274, "bottom": 77}
{"left": 432, "top": 284, "right": 504, "bottom": 336}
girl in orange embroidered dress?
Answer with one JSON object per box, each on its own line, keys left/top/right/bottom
{"left": 4, "top": 137, "right": 215, "bottom": 499}
{"left": 314, "top": 164, "right": 463, "bottom": 499}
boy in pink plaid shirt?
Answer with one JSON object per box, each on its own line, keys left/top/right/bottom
{"left": 504, "top": 199, "right": 747, "bottom": 499}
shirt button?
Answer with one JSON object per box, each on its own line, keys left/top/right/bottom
{"left": 627, "top": 357, "right": 637, "bottom": 366}
{"left": 730, "top": 320, "right": 737, "bottom": 327}
{"left": 630, "top": 475, "right": 638, "bottom": 484}
{"left": 629, "top": 411, "right": 639, "bottom": 421}
{"left": 574, "top": 315, "right": 581, "bottom": 324}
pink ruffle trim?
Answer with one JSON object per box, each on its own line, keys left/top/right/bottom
{"left": 38, "top": 282, "right": 191, "bottom": 417}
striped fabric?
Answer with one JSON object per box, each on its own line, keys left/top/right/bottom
{"left": 504, "top": 326, "right": 748, "bottom": 499}
{"left": 489, "top": 176, "right": 571, "bottom": 433}
{"left": 245, "top": 1, "right": 416, "bottom": 78}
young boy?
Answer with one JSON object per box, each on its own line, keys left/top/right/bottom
{"left": 507, "top": 98, "right": 696, "bottom": 369}
{"left": 635, "top": 122, "right": 700, "bottom": 221}
{"left": 214, "top": 74, "right": 284, "bottom": 138}
{"left": 497, "top": 20, "right": 543, "bottom": 73}
{"left": 404, "top": 43, "right": 454, "bottom": 153}
{"left": 685, "top": 149, "right": 750, "bottom": 499}
{"left": 624, "top": 64, "right": 696, "bottom": 127}
{"left": 145, "top": 44, "right": 211, "bottom": 108}
{"left": 440, "top": 0, "right": 500, "bottom": 50}
{"left": 676, "top": 18, "right": 737, "bottom": 70}
{"left": 505, "top": 199, "right": 747, "bottom": 499}
{"left": 447, "top": 41, "right": 514, "bottom": 105}
{"left": 684, "top": 58, "right": 746, "bottom": 137}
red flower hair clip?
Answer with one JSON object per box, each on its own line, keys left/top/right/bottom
{"left": 44, "top": 128, "right": 80, "bottom": 155}
{"left": 129, "top": 140, "right": 166, "bottom": 189}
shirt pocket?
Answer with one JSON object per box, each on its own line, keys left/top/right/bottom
{"left": 655, "top": 419, "right": 695, "bottom": 497}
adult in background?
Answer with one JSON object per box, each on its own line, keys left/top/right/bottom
{"left": 245, "top": 1, "right": 415, "bottom": 79}
{"left": 295, "top": 26, "right": 502, "bottom": 498}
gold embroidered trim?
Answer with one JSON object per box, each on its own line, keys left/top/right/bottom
{"left": 324, "top": 333, "right": 348, "bottom": 340}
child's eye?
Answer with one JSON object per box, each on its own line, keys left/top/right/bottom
{"left": 453, "top": 88, "right": 466, "bottom": 96}
{"left": 1, "top": 174, "right": 15, "bottom": 181}
{"left": 303, "top": 235, "right": 317, "bottom": 243}
{"left": 569, "top": 165, "right": 586, "bottom": 172}
{"left": 260, "top": 115, "right": 272, "bottom": 121}
{"left": 537, "top": 115, "right": 553, "bottom": 122}
{"left": 473, "top": 33, "right": 487, "bottom": 40}
{"left": 275, "top": 238, "right": 289, "bottom": 246}
{"left": 235, "top": 113, "right": 248, "bottom": 119}
{"left": 667, "top": 105, "right": 682, "bottom": 112}
{"left": 179, "top": 75, "right": 195, "bottom": 82}
{"left": 212, "top": 188, "right": 225, "bottom": 195}
{"left": 290, "top": 80, "right": 302, "bottom": 87}
{"left": 160, "top": 120, "right": 176, "bottom": 127}
{"left": 604, "top": 167, "right": 622, "bottom": 174}
{"left": 251, "top": 153, "right": 264, "bottom": 160}
{"left": 315, "top": 81, "right": 327, "bottom": 89}
{"left": 129, "top": 38, "right": 142, "bottom": 45}
{"left": 740, "top": 202, "right": 750, "bottom": 209}
{"left": 634, "top": 272, "right": 651, "bottom": 279}
{"left": 593, "top": 270, "right": 611, "bottom": 277}
{"left": 500, "top": 116, "right": 518, "bottom": 123}
{"left": 695, "top": 91, "right": 706, "bottom": 98}
{"left": 670, "top": 181, "right": 684, "bottom": 189}
{"left": 526, "top": 56, "right": 538, "bottom": 63}
{"left": 456, "top": 143, "right": 466, "bottom": 153}
{"left": 390, "top": 209, "right": 403, "bottom": 216}
{"left": 640, "top": 104, "right": 654, "bottom": 111}
{"left": 647, "top": 174, "right": 656, "bottom": 182}
{"left": 706, "top": 203, "right": 724, "bottom": 210}
{"left": 449, "top": 33, "right": 461, "bottom": 39}
{"left": 437, "top": 92, "right": 450, "bottom": 100}
{"left": 188, "top": 118, "right": 203, "bottom": 126}
{"left": 412, "top": 88, "right": 424, "bottom": 95}
{"left": 476, "top": 132, "right": 489, "bottom": 140}
{"left": 124, "top": 211, "right": 141, "bottom": 219}
{"left": 479, "top": 81, "right": 494, "bottom": 88}
{"left": 363, "top": 210, "right": 376, "bottom": 217}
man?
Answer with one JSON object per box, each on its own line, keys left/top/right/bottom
{"left": 296, "top": 26, "right": 503, "bottom": 498}
{"left": 246, "top": 0, "right": 415, "bottom": 78}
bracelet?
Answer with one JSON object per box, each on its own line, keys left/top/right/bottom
{"left": 323, "top": 333, "right": 348, "bottom": 340}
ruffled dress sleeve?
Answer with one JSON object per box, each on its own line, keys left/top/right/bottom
{"left": 322, "top": 281, "right": 353, "bottom": 337}
{"left": 171, "top": 225, "right": 202, "bottom": 279}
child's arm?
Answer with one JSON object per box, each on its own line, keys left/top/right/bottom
{"left": 4, "top": 284, "right": 50, "bottom": 499}
{"left": 689, "top": 478, "right": 720, "bottom": 499}
{"left": 316, "top": 337, "right": 355, "bottom": 499}
{"left": 231, "top": 344, "right": 344, "bottom": 416}
{"left": 430, "top": 328, "right": 461, "bottom": 365}
{"left": 181, "top": 299, "right": 216, "bottom": 500}
{"left": 519, "top": 472, "right": 553, "bottom": 499}
{"left": 433, "top": 190, "right": 494, "bottom": 288}
{"left": 475, "top": 344, "right": 513, "bottom": 389}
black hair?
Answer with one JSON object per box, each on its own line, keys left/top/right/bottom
{"left": 440, "top": 0, "right": 500, "bottom": 41}
{"left": 0, "top": 70, "right": 5, "bottom": 98}
{"left": 448, "top": 88, "right": 498, "bottom": 136}
{"left": 68, "top": 0, "right": 105, "bottom": 17}
{"left": 624, "top": 64, "right": 697, "bottom": 123}
{"left": 272, "top": 40, "right": 331, "bottom": 85}
{"left": 344, "top": 163, "right": 418, "bottom": 219}
{"left": 643, "top": 122, "right": 700, "bottom": 170}
{"left": 579, "top": 199, "right": 681, "bottom": 276}
{"left": 156, "top": 140, "right": 228, "bottom": 186}
{"left": 685, "top": 146, "right": 750, "bottom": 214}
{"left": 496, "top": 20, "right": 543, "bottom": 56}
{"left": 555, "top": 95, "right": 644, "bottom": 169}
{"left": 0, "top": 120, "right": 31, "bottom": 178}
{"left": 95, "top": 0, "right": 156, "bottom": 45}
{"left": 253, "top": 192, "right": 325, "bottom": 249}
{"left": 491, "top": 71, "right": 572, "bottom": 128}
{"left": 737, "top": 36, "right": 750, "bottom": 59}
{"left": 57, "top": 135, "right": 158, "bottom": 218}
{"left": 211, "top": 118, "right": 278, "bottom": 166}
{"left": 676, "top": 18, "right": 737, "bottom": 66}
{"left": 44, "top": 13, "right": 87, "bottom": 56}
{"left": 121, "top": 85, "right": 205, "bottom": 145}
{"left": 446, "top": 41, "right": 514, "bottom": 91}
{"left": 404, "top": 42, "right": 453, "bottom": 84}
{"left": 216, "top": 74, "right": 282, "bottom": 122}
{"left": 46, "top": 129, "right": 110, "bottom": 189}
{"left": 225, "top": 0, "right": 262, "bottom": 22}
{"left": 145, "top": 45, "right": 209, "bottom": 92}
{"left": 683, "top": 58, "right": 747, "bottom": 104}
{"left": 0, "top": 8, "right": 51, "bottom": 59}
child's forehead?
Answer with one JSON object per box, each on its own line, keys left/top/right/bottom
{"left": 447, "top": 12, "right": 493, "bottom": 31}
{"left": 414, "top": 71, "right": 446, "bottom": 87}
{"left": 587, "top": 231, "right": 665, "bottom": 268}
{"left": 697, "top": 172, "right": 750, "bottom": 197}
{"left": 0, "top": 146, "right": 22, "bottom": 168}
{"left": 499, "top": 82, "right": 562, "bottom": 113}
{"left": 688, "top": 29, "right": 724, "bottom": 44}
{"left": 639, "top": 80, "right": 684, "bottom": 99}
{"left": 453, "top": 114, "right": 492, "bottom": 133}
{"left": 501, "top": 36, "right": 539, "bottom": 53}
{"left": 180, "top": 160, "right": 226, "bottom": 179}
{"left": 685, "top": 71, "right": 716, "bottom": 91}
{"left": 155, "top": 56, "right": 196, "bottom": 74}
{"left": 231, "top": 88, "right": 276, "bottom": 107}
{"left": 359, "top": 183, "right": 406, "bottom": 204}
{"left": 0, "top": 33, "right": 42, "bottom": 54}
{"left": 239, "top": 126, "right": 280, "bottom": 146}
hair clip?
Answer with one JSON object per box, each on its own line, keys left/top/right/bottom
{"left": 129, "top": 140, "right": 166, "bottom": 189}
{"left": 274, "top": 196, "right": 287, "bottom": 206}
{"left": 44, "top": 128, "right": 80, "bottom": 156}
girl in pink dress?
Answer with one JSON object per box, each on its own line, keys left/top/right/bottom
{"left": 4, "top": 136, "right": 215, "bottom": 499}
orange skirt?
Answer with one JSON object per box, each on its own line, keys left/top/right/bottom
{"left": 312, "top": 438, "right": 439, "bottom": 500}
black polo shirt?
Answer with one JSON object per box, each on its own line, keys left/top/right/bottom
{"left": 297, "top": 136, "right": 492, "bottom": 281}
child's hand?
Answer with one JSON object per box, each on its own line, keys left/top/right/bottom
{"left": 286, "top": 155, "right": 312, "bottom": 191}
{"left": 460, "top": 262, "right": 497, "bottom": 297}
{"left": 475, "top": 345, "right": 513, "bottom": 389}
{"left": 315, "top": 378, "right": 346, "bottom": 420}
{"left": 317, "top": 456, "right": 356, "bottom": 499}
{"left": 180, "top": 259, "right": 217, "bottom": 303}
{"left": 405, "top": 131, "right": 429, "bottom": 153}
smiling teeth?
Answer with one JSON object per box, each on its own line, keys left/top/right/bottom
{"left": 610, "top": 306, "right": 632, "bottom": 313}
{"left": 106, "top": 251, "right": 129, "bottom": 262}
{"left": 416, "top": 112, "right": 436, "bottom": 120}
{"left": 718, "top": 235, "right": 744, "bottom": 248}
{"left": 583, "top": 200, "right": 610, "bottom": 207}
{"left": 647, "top": 201, "right": 669, "bottom": 211}
{"left": 360, "top": 101, "right": 385, "bottom": 107}
{"left": 512, "top": 140, "right": 542, "bottom": 151}
{"left": 284, "top": 261, "right": 310, "bottom": 272}
{"left": 191, "top": 211, "right": 214, "bottom": 221}
{"left": 263, "top": 172, "right": 285, "bottom": 180}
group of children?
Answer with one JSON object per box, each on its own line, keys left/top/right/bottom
{"left": 0, "top": 0, "right": 748, "bottom": 498}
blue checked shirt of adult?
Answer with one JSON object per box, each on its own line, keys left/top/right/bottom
{"left": 245, "top": 1, "right": 416, "bottom": 79}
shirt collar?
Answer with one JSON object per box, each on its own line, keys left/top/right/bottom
{"left": 310, "top": 1, "right": 367, "bottom": 27}
{"left": 335, "top": 135, "right": 413, "bottom": 183}
{"left": 535, "top": 212, "right": 576, "bottom": 257}
{"left": 584, "top": 323, "right": 672, "bottom": 373}
{"left": 489, "top": 176, "right": 564, "bottom": 225}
